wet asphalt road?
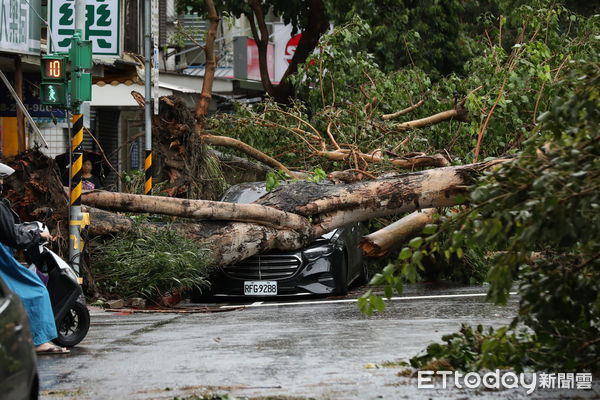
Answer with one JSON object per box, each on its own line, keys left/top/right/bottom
{"left": 37, "top": 283, "right": 599, "bottom": 400}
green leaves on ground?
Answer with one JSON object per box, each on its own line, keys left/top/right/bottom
{"left": 91, "top": 222, "right": 213, "bottom": 301}
{"left": 410, "top": 324, "right": 533, "bottom": 372}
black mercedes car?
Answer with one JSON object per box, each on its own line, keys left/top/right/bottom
{"left": 203, "top": 182, "right": 369, "bottom": 298}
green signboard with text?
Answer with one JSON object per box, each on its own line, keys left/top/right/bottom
{"left": 49, "top": 0, "right": 120, "bottom": 56}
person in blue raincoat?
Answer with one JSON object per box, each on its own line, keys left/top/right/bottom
{"left": 0, "top": 162, "right": 69, "bottom": 354}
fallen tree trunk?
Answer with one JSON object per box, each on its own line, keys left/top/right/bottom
{"left": 359, "top": 208, "right": 436, "bottom": 257}
{"left": 257, "top": 159, "right": 505, "bottom": 237}
{"left": 176, "top": 221, "right": 308, "bottom": 266}
{"left": 200, "top": 134, "right": 301, "bottom": 178}
{"left": 316, "top": 150, "right": 449, "bottom": 169}
{"left": 82, "top": 191, "right": 313, "bottom": 236}
{"left": 83, "top": 158, "right": 507, "bottom": 266}
{"left": 3, "top": 150, "right": 509, "bottom": 277}
{"left": 85, "top": 207, "right": 133, "bottom": 236}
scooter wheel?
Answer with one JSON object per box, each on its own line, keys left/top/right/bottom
{"left": 52, "top": 301, "right": 90, "bottom": 348}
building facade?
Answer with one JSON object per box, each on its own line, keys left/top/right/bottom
{"left": 0, "top": 0, "right": 297, "bottom": 190}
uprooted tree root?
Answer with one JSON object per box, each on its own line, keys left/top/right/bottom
{"left": 152, "top": 95, "right": 225, "bottom": 200}
{"left": 3, "top": 149, "right": 100, "bottom": 296}
{"left": 4, "top": 148, "right": 69, "bottom": 250}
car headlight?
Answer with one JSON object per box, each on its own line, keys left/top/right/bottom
{"left": 303, "top": 244, "right": 334, "bottom": 263}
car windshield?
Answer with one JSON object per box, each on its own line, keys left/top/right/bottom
{"left": 221, "top": 183, "right": 268, "bottom": 204}
{"left": 221, "top": 182, "right": 337, "bottom": 240}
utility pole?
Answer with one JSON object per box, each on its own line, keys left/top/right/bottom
{"left": 14, "top": 57, "right": 25, "bottom": 153}
{"left": 144, "top": 0, "right": 153, "bottom": 195}
{"left": 68, "top": 0, "right": 92, "bottom": 274}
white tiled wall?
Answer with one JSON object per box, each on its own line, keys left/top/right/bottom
{"left": 29, "top": 122, "right": 69, "bottom": 159}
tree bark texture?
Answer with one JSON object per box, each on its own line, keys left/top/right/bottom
{"left": 382, "top": 99, "right": 425, "bottom": 120}
{"left": 152, "top": 96, "right": 224, "bottom": 199}
{"left": 82, "top": 159, "right": 506, "bottom": 267}
{"left": 85, "top": 207, "right": 133, "bottom": 236}
{"left": 359, "top": 208, "right": 436, "bottom": 257}
{"left": 249, "top": 0, "right": 329, "bottom": 103}
{"left": 177, "top": 221, "right": 308, "bottom": 267}
{"left": 395, "top": 105, "right": 470, "bottom": 131}
{"left": 4, "top": 150, "right": 506, "bottom": 271}
{"left": 200, "top": 134, "right": 301, "bottom": 178}
{"left": 316, "top": 150, "right": 449, "bottom": 169}
{"left": 194, "top": 0, "right": 218, "bottom": 125}
{"left": 82, "top": 191, "right": 312, "bottom": 236}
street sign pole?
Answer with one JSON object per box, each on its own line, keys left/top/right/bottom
{"left": 68, "top": 0, "right": 91, "bottom": 274}
{"left": 144, "top": 0, "right": 152, "bottom": 195}
{"left": 68, "top": 43, "right": 83, "bottom": 274}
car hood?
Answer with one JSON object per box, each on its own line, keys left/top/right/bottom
{"left": 312, "top": 228, "right": 339, "bottom": 244}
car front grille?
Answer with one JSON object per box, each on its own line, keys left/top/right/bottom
{"left": 225, "top": 254, "right": 302, "bottom": 280}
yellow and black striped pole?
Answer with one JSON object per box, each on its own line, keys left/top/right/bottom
{"left": 69, "top": 112, "right": 84, "bottom": 273}
{"left": 144, "top": 0, "right": 153, "bottom": 196}
{"left": 70, "top": 113, "right": 83, "bottom": 206}
{"left": 144, "top": 150, "right": 152, "bottom": 195}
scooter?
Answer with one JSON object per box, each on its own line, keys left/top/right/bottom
{"left": 21, "top": 209, "right": 90, "bottom": 347}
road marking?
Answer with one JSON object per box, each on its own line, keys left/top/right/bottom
{"left": 219, "top": 291, "right": 518, "bottom": 309}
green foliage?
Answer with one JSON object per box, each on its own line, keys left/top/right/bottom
{"left": 326, "top": 0, "right": 486, "bottom": 78}
{"left": 410, "top": 324, "right": 533, "bottom": 372}
{"left": 119, "top": 169, "right": 170, "bottom": 196}
{"left": 266, "top": 167, "right": 326, "bottom": 192}
{"left": 207, "top": 4, "right": 598, "bottom": 177}
{"left": 206, "top": 98, "right": 318, "bottom": 170}
{"left": 185, "top": 135, "right": 229, "bottom": 201}
{"left": 293, "top": 16, "right": 382, "bottom": 106}
{"left": 366, "top": 64, "right": 600, "bottom": 372}
{"left": 167, "top": 0, "right": 597, "bottom": 374}
{"left": 307, "top": 167, "right": 327, "bottom": 182}
{"left": 119, "top": 169, "right": 146, "bottom": 194}
{"left": 91, "top": 222, "right": 213, "bottom": 301}
{"left": 177, "top": 0, "right": 317, "bottom": 35}
{"left": 265, "top": 170, "right": 291, "bottom": 191}
{"left": 326, "top": 0, "right": 598, "bottom": 79}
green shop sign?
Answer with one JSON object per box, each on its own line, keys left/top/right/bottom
{"left": 49, "top": 0, "right": 120, "bottom": 56}
{"left": 0, "top": 0, "right": 41, "bottom": 55}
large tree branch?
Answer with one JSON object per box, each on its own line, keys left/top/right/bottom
{"left": 250, "top": 0, "right": 328, "bottom": 103}
{"left": 258, "top": 159, "right": 506, "bottom": 217}
{"left": 395, "top": 105, "right": 470, "bottom": 131}
{"left": 84, "top": 159, "right": 508, "bottom": 267}
{"left": 194, "top": 0, "right": 219, "bottom": 125}
{"left": 249, "top": 0, "right": 274, "bottom": 95}
{"left": 82, "top": 191, "right": 312, "bottom": 236}
{"left": 200, "top": 134, "right": 302, "bottom": 179}
{"left": 180, "top": 221, "right": 309, "bottom": 266}
{"left": 382, "top": 99, "right": 425, "bottom": 120}
{"left": 316, "top": 150, "right": 449, "bottom": 169}
{"left": 359, "top": 208, "right": 436, "bottom": 257}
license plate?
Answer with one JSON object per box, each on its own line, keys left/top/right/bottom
{"left": 244, "top": 281, "right": 277, "bottom": 296}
